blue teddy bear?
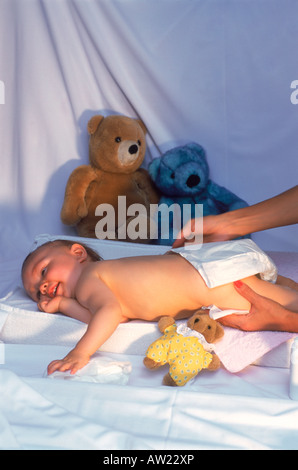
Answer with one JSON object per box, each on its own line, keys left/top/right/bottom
{"left": 149, "top": 142, "right": 248, "bottom": 245}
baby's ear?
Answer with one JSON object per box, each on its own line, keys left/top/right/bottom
{"left": 71, "top": 244, "right": 88, "bottom": 262}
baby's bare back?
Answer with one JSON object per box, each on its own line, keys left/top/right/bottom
{"left": 92, "top": 253, "right": 210, "bottom": 321}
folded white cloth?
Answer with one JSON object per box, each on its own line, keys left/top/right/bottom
{"left": 46, "top": 355, "right": 132, "bottom": 385}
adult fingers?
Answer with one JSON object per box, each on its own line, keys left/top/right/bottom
{"left": 172, "top": 221, "right": 194, "bottom": 247}
{"left": 233, "top": 280, "right": 264, "bottom": 305}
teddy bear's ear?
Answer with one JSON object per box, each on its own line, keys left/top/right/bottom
{"left": 87, "top": 115, "right": 104, "bottom": 135}
{"left": 136, "top": 119, "right": 147, "bottom": 135}
{"left": 215, "top": 322, "right": 225, "bottom": 341}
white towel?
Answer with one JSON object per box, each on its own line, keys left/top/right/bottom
{"left": 176, "top": 317, "right": 297, "bottom": 373}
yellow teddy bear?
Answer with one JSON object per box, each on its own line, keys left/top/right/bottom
{"left": 144, "top": 312, "right": 224, "bottom": 386}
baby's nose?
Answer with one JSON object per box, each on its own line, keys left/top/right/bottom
{"left": 40, "top": 282, "right": 48, "bottom": 295}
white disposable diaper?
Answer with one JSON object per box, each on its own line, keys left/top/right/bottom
{"left": 172, "top": 239, "right": 277, "bottom": 288}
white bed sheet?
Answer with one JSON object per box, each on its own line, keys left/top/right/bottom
{"left": 2, "top": 344, "right": 298, "bottom": 450}
{"left": 1, "top": 0, "right": 298, "bottom": 451}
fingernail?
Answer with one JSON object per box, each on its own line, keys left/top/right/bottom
{"left": 234, "top": 280, "right": 243, "bottom": 288}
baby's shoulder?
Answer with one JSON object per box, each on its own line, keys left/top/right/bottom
{"left": 81, "top": 258, "right": 127, "bottom": 283}
{"left": 75, "top": 260, "right": 116, "bottom": 302}
{"left": 83, "top": 259, "right": 109, "bottom": 277}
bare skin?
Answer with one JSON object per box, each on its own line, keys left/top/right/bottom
{"left": 218, "top": 280, "right": 298, "bottom": 333}
{"left": 173, "top": 186, "right": 298, "bottom": 246}
{"left": 22, "top": 242, "right": 298, "bottom": 375}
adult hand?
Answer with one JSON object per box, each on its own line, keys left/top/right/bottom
{"left": 218, "top": 280, "right": 289, "bottom": 332}
{"left": 173, "top": 214, "right": 233, "bottom": 247}
{"left": 173, "top": 186, "right": 298, "bottom": 248}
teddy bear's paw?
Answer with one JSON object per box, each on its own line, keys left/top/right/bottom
{"left": 208, "top": 353, "right": 221, "bottom": 371}
{"left": 158, "top": 316, "right": 175, "bottom": 333}
{"left": 61, "top": 200, "right": 88, "bottom": 225}
{"left": 77, "top": 201, "right": 88, "bottom": 219}
{"left": 162, "top": 373, "right": 177, "bottom": 387}
{"left": 143, "top": 357, "right": 161, "bottom": 370}
{"left": 61, "top": 206, "right": 81, "bottom": 225}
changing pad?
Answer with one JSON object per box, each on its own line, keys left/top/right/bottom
{"left": 0, "top": 234, "right": 297, "bottom": 372}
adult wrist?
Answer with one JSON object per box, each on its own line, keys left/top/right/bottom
{"left": 215, "top": 210, "right": 245, "bottom": 239}
{"left": 222, "top": 209, "right": 258, "bottom": 239}
{"left": 278, "top": 309, "right": 298, "bottom": 333}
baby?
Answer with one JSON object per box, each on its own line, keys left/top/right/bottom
{"left": 22, "top": 238, "right": 298, "bottom": 375}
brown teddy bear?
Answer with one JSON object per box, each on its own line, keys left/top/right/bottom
{"left": 61, "top": 114, "right": 160, "bottom": 242}
{"left": 144, "top": 312, "right": 224, "bottom": 386}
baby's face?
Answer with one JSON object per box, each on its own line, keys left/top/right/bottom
{"left": 22, "top": 244, "right": 86, "bottom": 303}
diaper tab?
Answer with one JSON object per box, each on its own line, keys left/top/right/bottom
{"left": 209, "top": 305, "right": 249, "bottom": 320}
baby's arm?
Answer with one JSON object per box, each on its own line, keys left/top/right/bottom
{"left": 47, "top": 276, "right": 124, "bottom": 375}
{"left": 39, "top": 296, "right": 92, "bottom": 324}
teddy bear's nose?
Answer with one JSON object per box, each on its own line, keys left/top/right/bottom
{"left": 128, "top": 144, "right": 138, "bottom": 155}
{"left": 186, "top": 174, "right": 200, "bottom": 188}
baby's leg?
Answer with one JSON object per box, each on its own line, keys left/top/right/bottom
{"left": 276, "top": 275, "right": 298, "bottom": 292}
{"left": 209, "top": 275, "right": 298, "bottom": 313}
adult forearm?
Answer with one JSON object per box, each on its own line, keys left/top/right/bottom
{"left": 216, "top": 186, "right": 298, "bottom": 238}
{"left": 277, "top": 308, "right": 298, "bottom": 333}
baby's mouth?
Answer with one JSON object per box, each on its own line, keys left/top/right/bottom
{"left": 48, "top": 282, "right": 60, "bottom": 298}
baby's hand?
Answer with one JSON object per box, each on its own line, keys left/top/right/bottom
{"left": 47, "top": 349, "right": 90, "bottom": 375}
{"left": 38, "top": 295, "right": 63, "bottom": 314}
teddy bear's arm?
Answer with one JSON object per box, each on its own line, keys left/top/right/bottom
{"left": 61, "top": 165, "right": 98, "bottom": 225}
{"left": 208, "top": 353, "right": 221, "bottom": 370}
{"left": 134, "top": 169, "right": 160, "bottom": 204}
{"left": 207, "top": 180, "right": 248, "bottom": 212}
{"left": 143, "top": 356, "right": 164, "bottom": 370}
{"left": 158, "top": 316, "right": 176, "bottom": 333}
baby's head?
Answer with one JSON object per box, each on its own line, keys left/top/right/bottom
{"left": 22, "top": 239, "right": 102, "bottom": 303}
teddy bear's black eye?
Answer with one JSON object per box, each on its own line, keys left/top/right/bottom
{"left": 170, "top": 172, "right": 175, "bottom": 179}
{"left": 207, "top": 325, "right": 211, "bottom": 329}
{"left": 115, "top": 137, "right": 121, "bottom": 143}
{"left": 137, "top": 140, "right": 141, "bottom": 146}
{"left": 194, "top": 318, "right": 200, "bottom": 323}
